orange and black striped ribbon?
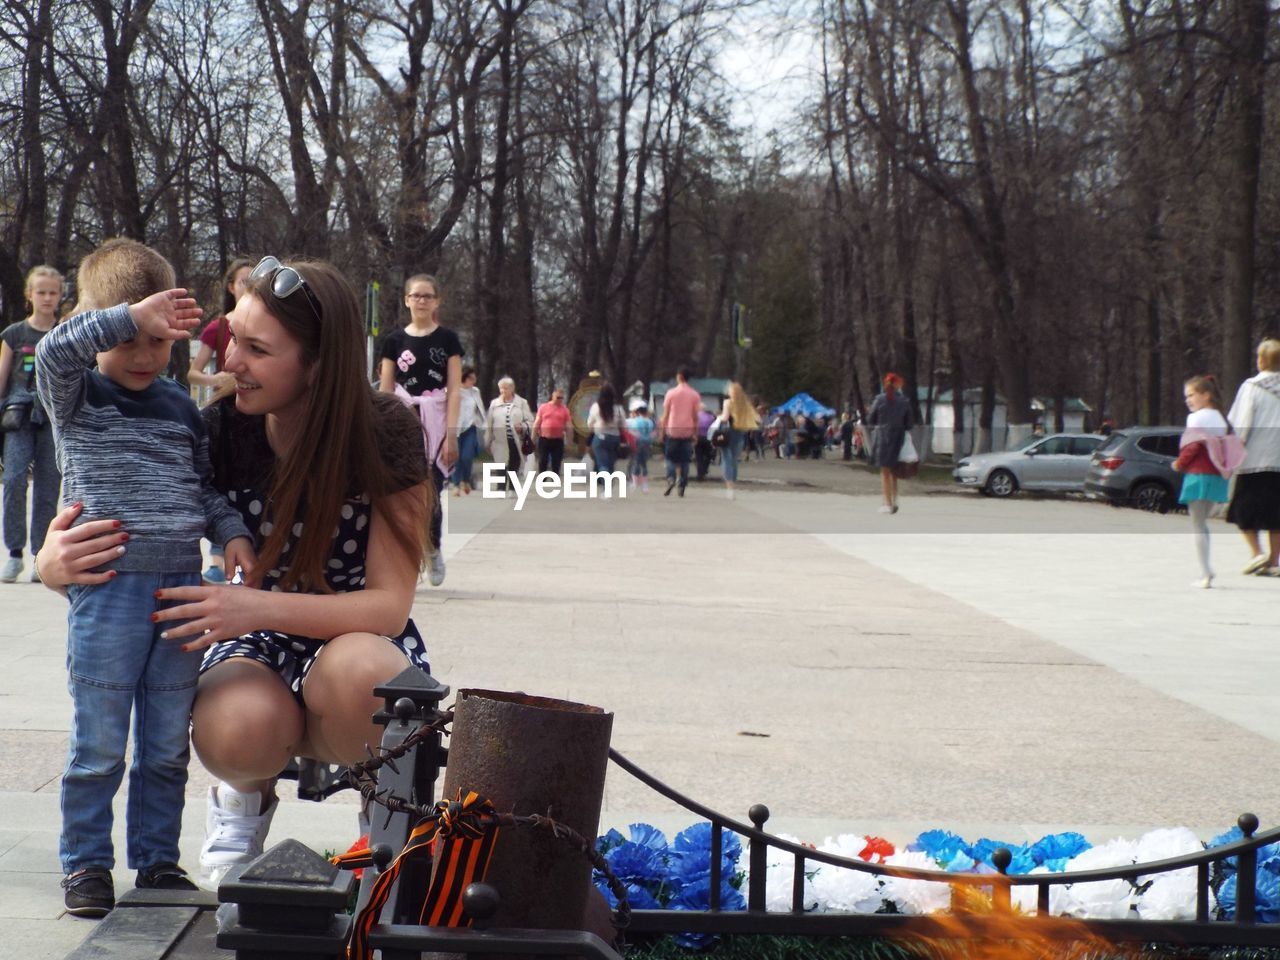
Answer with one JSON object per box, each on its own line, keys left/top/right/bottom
{"left": 337, "top": 790, "right": 500, "bottom": 960}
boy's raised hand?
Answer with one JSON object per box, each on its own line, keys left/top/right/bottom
{"left": 129, "top": 288, "right": 202, "bottom": 340}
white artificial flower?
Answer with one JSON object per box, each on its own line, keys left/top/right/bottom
{"left": 1134, "top": 828, "right": 1203, "bottom": 872}
{"left": 1136, "top": 872, "right": 1211, "bottom": 921}
{"left": 754, "top": 833, "right": 819, "bottom": 913}
{"left": 882, "top": 850, "right": 951, "bottom": 915}
{"left": 1067, "top": 838, "right": 1140, "bottom": 870}
{"left": 1057, "top": 838, "right": 1140, "bottom": 919}
{"left": 1011, "top": 865, "right": 1050, "bottom": 914}
{"left": 1060, "top": 878, "right": 1136, "bottom": 919}
{"left": 811, "top": 835, "right": 883, "bottom": 914}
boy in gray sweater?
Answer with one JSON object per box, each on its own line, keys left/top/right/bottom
{"left": 37, "top": 239, "right": 255, "bottom": 917}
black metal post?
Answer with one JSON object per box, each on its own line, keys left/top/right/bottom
{"left": 216, "top": 839, "right": 355, "bottom": 959}
{"left": 792, "top": 854, "right": 807, "bottom": 914}
{"left": 747, "top": 804, "right": 770, "bottom": 912}
{"left": 991, "top": 847, "right": 1012, "bottom": 913}
{"left": 1237, "top": 813, "right": 1259, "bottom": 925}
{"left": 710, "top": 824, "right": 723, "bottom": 910}
{"left": 363, "top": 667, "right": 450, "bottom": 923}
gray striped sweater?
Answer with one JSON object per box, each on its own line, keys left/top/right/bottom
{"left": 36, "top": 304, "right": 249, "bottom": 572}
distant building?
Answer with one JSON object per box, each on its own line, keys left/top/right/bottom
{"left": 920, "top": 388, "right": 1092, "bottom": 457}
{"left": 649, "top": 377, "right": 732, "bottom": 420}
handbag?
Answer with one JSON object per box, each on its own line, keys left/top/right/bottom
{"left": 0, "top": 396, "right": 31, "bottom": 432}
{"left": 709, "top": 415, "right": 731, "bottom": 448}
{"left": 894, "top": 431, "right": 920, "bottom": 479}
{"left": 515, "top": 400, "right": 535, "bottom": 456}
{"left": 1, "top": 365, "right": 37, "bottom": 433}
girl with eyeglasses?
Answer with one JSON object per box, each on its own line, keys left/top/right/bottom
{"left": 377, "top": 274, "right": 462, "bottom": 587}
{"left": 36, "top": 258, "right": 435, "bottom": 885}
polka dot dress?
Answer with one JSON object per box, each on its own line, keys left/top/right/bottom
{"left": 203, "top": 488, "right": 430, "bottom": 693}
{"left": 199, "top": 396, "right": 432, "bottom": 799}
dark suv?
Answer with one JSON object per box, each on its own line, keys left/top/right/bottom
{"left": 1084, "top": 427, "right": 1185, "bottom": 512}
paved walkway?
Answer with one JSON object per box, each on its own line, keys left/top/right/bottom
{"left": 4, "top": 457, "right": 1279, "bottom": 956}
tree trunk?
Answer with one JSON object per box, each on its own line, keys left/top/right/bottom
{"left": 1221, "top": 0, "right": 1268, "bottom": 394}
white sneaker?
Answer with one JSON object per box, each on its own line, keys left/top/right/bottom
{"left": 1192, "top": 576, "right": 1213, "bottom": 589}
{"left": 427, "top": 550, "right": 446, "bottom": 587}
{"left": 0, "top": 556, "right": 21, "bottom": 583}
{"left": 877, "top": 505, "right": 893, "bottom": 514}
{"left": 1243, "top": 554, "right": 1269, "bottom": 575}
{"left": 199, "top": 784, "right": 276, "bottom": 887}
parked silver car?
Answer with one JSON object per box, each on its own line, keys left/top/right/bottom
{"left": 1083, "top": 426, "right": 1185, "bottom": 512}
{"left": 953, "top": 433, "right": 1108, "bottom": 497}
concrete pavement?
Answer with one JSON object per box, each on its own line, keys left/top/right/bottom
{"left": 3, "top": 456, "right": 1279, "bottom": 956}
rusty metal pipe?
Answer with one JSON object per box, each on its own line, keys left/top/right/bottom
{"left": 439, "top": 689, "right": 614, "bottom": 952}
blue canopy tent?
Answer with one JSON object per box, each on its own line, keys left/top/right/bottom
{"left": 771, "top": 392, "right": 836, "bottom": 419}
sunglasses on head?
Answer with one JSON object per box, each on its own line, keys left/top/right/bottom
{"left": 250, "top": 256, "right": 322, "bottom": 321}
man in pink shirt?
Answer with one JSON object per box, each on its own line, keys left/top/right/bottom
{"left": 533, "top": 386, "right": 573, "bottom": 475}
{"left": 658, "top": 367, "right": 702, "bottom": 497}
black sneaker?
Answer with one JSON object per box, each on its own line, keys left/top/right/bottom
{"left": 664, "top": 479, "right": 676, "bottom": 496}
{"left": 136, "top": 863, "right": 198, "bottom": 890}
{"left": 62, "top": 868, "right": 115, "bottom": 918}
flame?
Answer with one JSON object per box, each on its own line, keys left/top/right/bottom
{"left": 887, "top": 883, "right": 1132, "bottom": 960}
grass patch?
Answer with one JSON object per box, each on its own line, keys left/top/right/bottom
{"left": 621, "top": 936, "right": 1280, "bottom": 960}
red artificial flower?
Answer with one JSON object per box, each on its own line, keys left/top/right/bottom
{"left": 345, "top": 833, "right": 370, "bottom": 879}
{"left": 859, "top": 836, "right": 895, "bottom": 862}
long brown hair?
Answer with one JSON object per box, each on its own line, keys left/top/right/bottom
{"left": 250, "top": 259, "right": 430, "bottom": 592}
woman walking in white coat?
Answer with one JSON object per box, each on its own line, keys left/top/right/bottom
{"left": 1227, "top": 338, "right": 1280, "bottom": 575}
{"left": 485, "top": 377, "right": 535, "bottom": 493}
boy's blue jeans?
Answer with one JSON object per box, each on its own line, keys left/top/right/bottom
{"left": 61, "top": 571, "right": 202, "bottom": 874}
{"left": 630, "top": 443, "right": 651, "bottom": 478}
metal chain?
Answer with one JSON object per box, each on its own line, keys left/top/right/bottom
{"left": 342, "top": 710, "right": 632, "bottom": 931}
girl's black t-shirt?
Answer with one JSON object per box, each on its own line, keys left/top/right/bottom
{"left": 379, "top": 326, "right": 464, "bottom": 395}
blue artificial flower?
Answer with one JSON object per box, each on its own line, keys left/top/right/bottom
{"left": 1205, "top": 827, "right": 1280, "bottom": 882}
{"left": 603, "top": 840, "right": 667, "bottom": 884}
{"left": 1214, "top": 864, "right": 1280, "bottom": 923}
{"left": 1006, "top": 848, "right": 1039, "bottom": 876}
{"left": 945, "top": 851, "right": 978, "bottom": 873}
{"left": 1260, "top": 842, "right": 1280, "bottom": 868}
{"left": 1209, "top": 825, "right": 1244, "bottom": 878}
{"left": 669, "top": 876, "right": 747, "bottom": 949}
{"left": 597, "top": 827, "right": 628, "bottom": 855}
{"left": 967, "top": 838, "right": 1028, "bottom": 872}
{"left": 1210, "top": 826, "right": 1244, "bottom": 848}
{"left": 913, "top": 830, "right": 967, "bottom": 866}
{"left": 598, "top": 880, "right": 663, "bottom": 911}
{"left": 628, "top": 822, "right": 670, "bottom": 852}
{"left": 1029, "top": 832, "right": 1091, "bottom": 865}
{"left": 669, "top": 822, "right": 742, "bottom": 888}
{"left": 593, "top": 823, "right": 675, "bottom": 907}
{"left": 671, "top": 875, "right": 748, "bottom": 912}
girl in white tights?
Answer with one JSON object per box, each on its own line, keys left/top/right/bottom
{"left": 1173, "top": 375, "right": 1231, "bottom": 588}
